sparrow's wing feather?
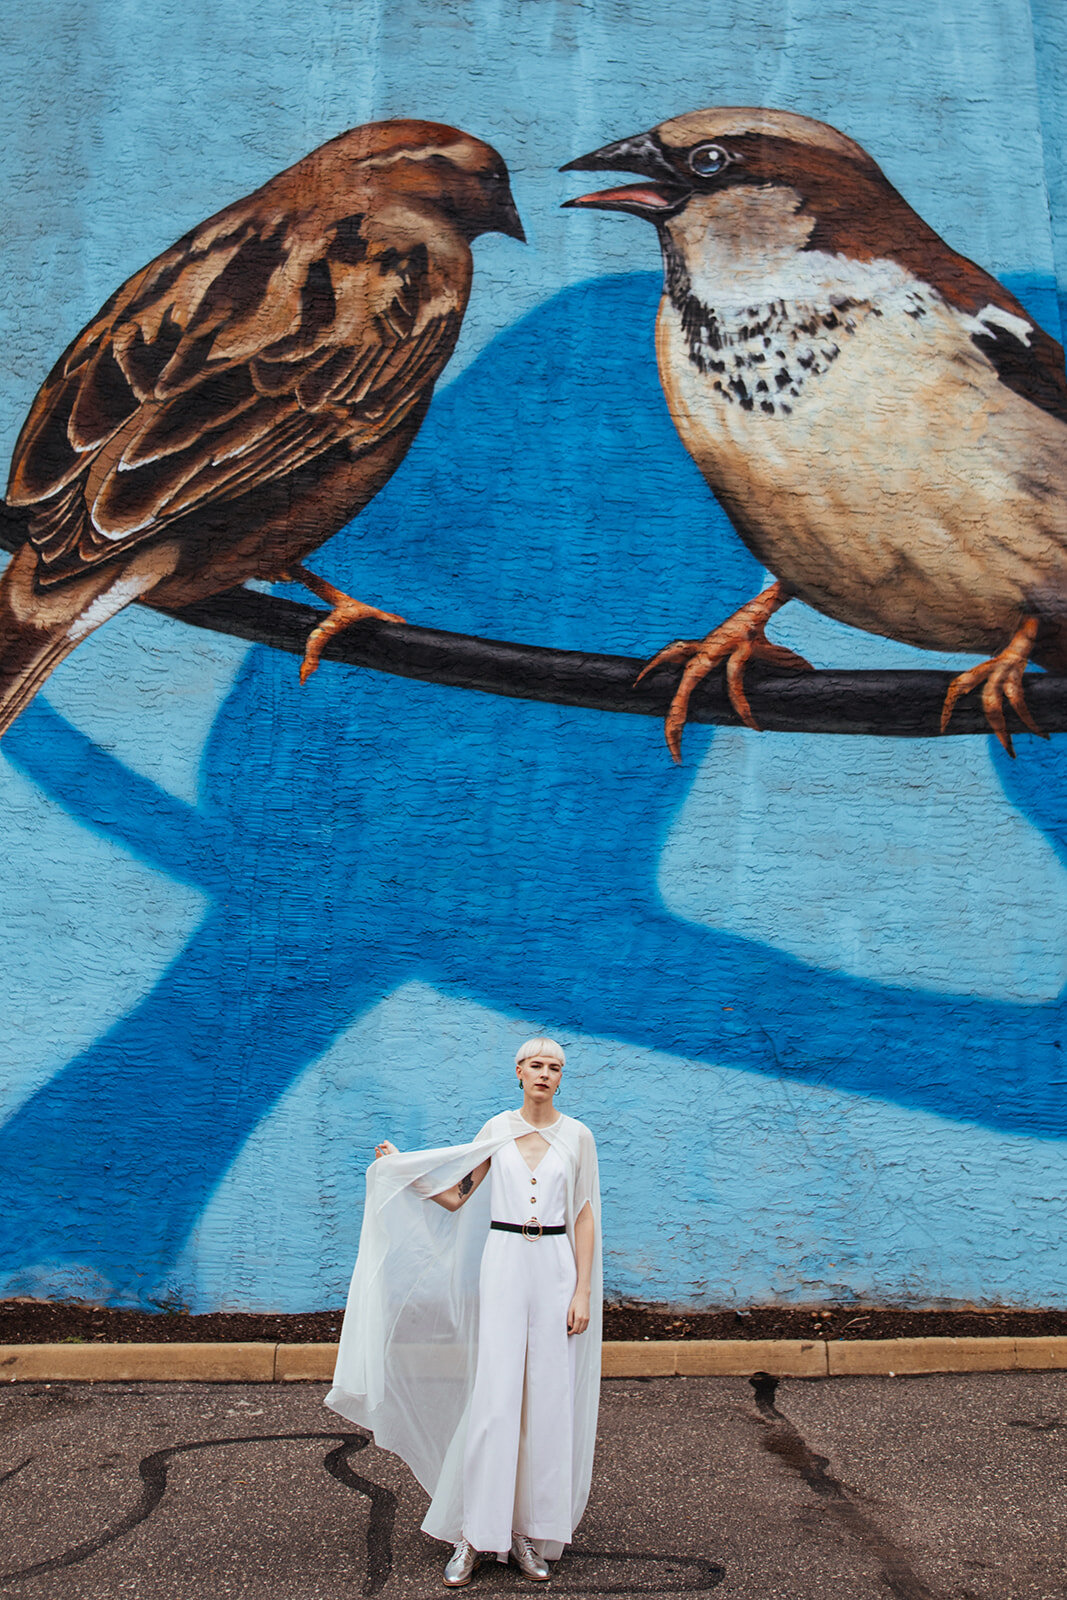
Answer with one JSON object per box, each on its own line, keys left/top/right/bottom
{"left": 919, "top": 247, "right": 1067, "bottom": 425}
{"left": 969, "top": 314, "right": 1067, "bottom": 426}
{"left": 843, "top": 202, "right": 1067, "bottom": 427}
{"left": 8, "top": 210, "right": 462, "bottom": 580}
{"left": 7, "top": 216, "right": 289, "bottom": 503}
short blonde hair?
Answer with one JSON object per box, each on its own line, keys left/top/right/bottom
{"left": 515, "top": 1036, "right": 566, "bottom": 1067}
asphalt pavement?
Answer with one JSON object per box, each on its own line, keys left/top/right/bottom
{"left": 0, "top": 1372, "right": 1063, "bottom": 1599}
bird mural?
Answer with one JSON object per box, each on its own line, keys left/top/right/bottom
{"left": 0, "top": 119, "right": 523, "bottom": 736}
{"left": 563, "top": 107, "right": 1067, "bottom": 760}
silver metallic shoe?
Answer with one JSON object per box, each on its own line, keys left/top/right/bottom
{"left": 510, "top": 1532, "right": 550, "bottom": 1582}
{"left": 443, "top": 1539, "right": 484, "bottom": 1587}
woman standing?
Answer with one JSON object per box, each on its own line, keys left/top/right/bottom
{"left": 325, "top": 1038, "right": 602, "bottom": 1587}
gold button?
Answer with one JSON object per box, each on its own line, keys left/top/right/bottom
{"left": 531, "top": 1177, "right": 537, "bottom": 1185}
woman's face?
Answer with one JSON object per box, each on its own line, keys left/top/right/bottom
{"left": 516, "top": 1054, "right": 563, "bottom": 1101}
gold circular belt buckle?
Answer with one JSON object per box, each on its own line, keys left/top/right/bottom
{"left": 521, "top": 1218, "right": 543, "bottom": 1241}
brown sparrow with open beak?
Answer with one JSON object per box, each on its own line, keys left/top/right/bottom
{"left": 564, "top": 108, "right": 1067, "bottom": 759}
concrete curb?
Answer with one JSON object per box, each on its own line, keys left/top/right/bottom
{"left": 3, "top": 1336, "right": 1067, "bottom": 1383}
{"left": 601, "top": 1340, "right": 827, "bottom": 1377}
{"left": 0, "top": 1342, "right": 277, "bottom": 1383}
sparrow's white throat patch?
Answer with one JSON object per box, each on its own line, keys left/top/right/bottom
{"left": 662, "top": 244, "right": 943, "bottom": 417}
{"left": 676, "top": 243, "right": 925, "bottom": 320}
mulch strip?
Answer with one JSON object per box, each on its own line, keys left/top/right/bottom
{"left": 2, "top": 1301, "right": 1066, "bottom": 1345}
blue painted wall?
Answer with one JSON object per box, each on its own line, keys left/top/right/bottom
{"left": 1, "top": 0, "right": 1066, "bottom": 1312}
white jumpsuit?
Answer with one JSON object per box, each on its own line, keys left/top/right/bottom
{"left": 460, "top": 1133, "right": 578, "bottom": 1557}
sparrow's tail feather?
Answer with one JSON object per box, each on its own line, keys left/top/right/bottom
{"left": 0, "top": 542, "right": 118, "bottom": 738}
{"left": 0, "top": 626, "right": 83, "bottom": 737}
{"left": 0, "top": 499, "right": 30, "bottom": 558}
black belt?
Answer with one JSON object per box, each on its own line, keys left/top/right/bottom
{"left": 491, "top": 1219, "right": 566, "bottom": 1240}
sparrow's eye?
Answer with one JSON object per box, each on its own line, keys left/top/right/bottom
{"left": 688, "top": 143, "right": 730, "bottom": 177}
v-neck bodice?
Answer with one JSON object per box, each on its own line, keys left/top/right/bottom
{"left": 488, "top": 1135, "right": 567, "bottom": 1226}
{"left": 515, "top": 1137, "right": 550, "bottom": 1175}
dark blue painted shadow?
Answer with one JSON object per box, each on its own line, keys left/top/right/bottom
{"left": 1, "top": 272, "right": 1065, "bottom": 1303}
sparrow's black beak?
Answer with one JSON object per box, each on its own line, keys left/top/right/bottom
{"left": 475, "top": 165, "right": 526, "bottom": 243}
{"left": 487, "top": 169, "right": 526, "bottom": 243}
{"left": 496, "top": 190, "right": 527, "bottom": 243}
{"left": 561, "top": 130, "right": 689, "bottom": 219}
{"left": 561, "top": 131, "right": 678, "bottom": 181}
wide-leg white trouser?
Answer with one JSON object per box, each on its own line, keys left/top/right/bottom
{"left": 461, "top": 1229, "right": 578, "bottom": 1556}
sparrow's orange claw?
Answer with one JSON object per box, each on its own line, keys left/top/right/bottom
{"left": 299, "top": 599, "right": 407, "bottom": 684}
{"left": 635, "top": 580, "right": 812, "bottom": 762}
{"left": 940, "top": 615, "right": 1047, "bottom": 758}
{"left": 284, "top": 563, "right": 406, "bottom": 684}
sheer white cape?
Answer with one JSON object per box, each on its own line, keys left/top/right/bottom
{"left": 324, "top": 1108, "right": 602, "bottom": 1560}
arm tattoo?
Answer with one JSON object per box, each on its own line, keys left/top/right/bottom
{"left": 457, "top": 1172, "right": 474, "bottom": 1199}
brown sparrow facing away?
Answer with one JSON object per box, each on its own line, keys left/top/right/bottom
{"left": 564, "top": 108, "right": 1067, "bottom": 759}
{"left": 0, "top": 120, "right": 523, "bottom": 737}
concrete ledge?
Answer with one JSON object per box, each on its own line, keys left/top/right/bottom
{"left": 825, "top": 1336, "right": 1067, "bottom": 1375}
{"left": 0, "top": 1342, "right": 276, "bottom": 1383}
{"left": 274, "top": 1343, "right": 337, "bottom": 1382}
{"left": 601, "top": 1340, "right": 678, "bottom": 1377}
{"left": 1012, "top": 1337, "right": 1067, "bottom": 1369}
{"left": 602, "top": 1339, "right": 825, "bottom": 1378}
{"left": 3, "top": 1337, "right": 1066, "bottom": 1383}
{"left": 676, "top": 1339, "right": 826, "bottom": 1376}
{"left": 827, "top": 1337, "right": 1015, "bottom": 1375}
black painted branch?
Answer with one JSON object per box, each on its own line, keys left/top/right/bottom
{"left": 3, "top": 507, "right": 1066, "bottom": 737}
{"left": 158, "top": 585, "right": 1067, "bottom": 739}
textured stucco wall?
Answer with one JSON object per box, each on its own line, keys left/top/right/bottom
{"left": 1, "top": 0, "right": 1066, "bottom": 1312}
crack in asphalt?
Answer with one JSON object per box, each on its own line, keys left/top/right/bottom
{"left": 0, "top": 1430, "right": 383, "bottom": 1588}
{"left": 0, "top": 1428, "right": 726, "bottom": 1594}
{"left": 322, "top": 1434, "right": 397, "bottom": 1594}
{"left": 749, "top": 1375, "right": 950, "bottom": 1600}
{"left": 0, "top": 1458, "right": 31, "bottom": 1489}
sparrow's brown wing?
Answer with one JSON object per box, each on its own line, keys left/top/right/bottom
{"left": 813, "top": 180, "right": 1067, "bottom": 427}
{"left": 968, "top": 310, "right": 1067, "bottom": 426}
{"left": 918, "top": 249, "right": 1067, "bottom": 425}
{"left": 8, "top": 209, "right": 465, "bottom": 585}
